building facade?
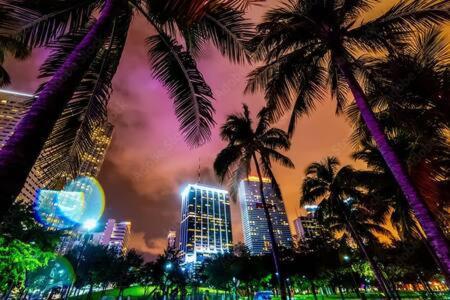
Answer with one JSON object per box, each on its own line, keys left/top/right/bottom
{"left": 167, "top": 230, "right": 177, "bottom": 249}
{"left": 179, "top": 184, "right": 233, "bottom": 265}
{"left": 78, "top": 122, "right": 114, "bottom": 177}
{"left": 239, "top": 177, "right": 292, "bottom": 255}
{"left": 294, "top": 205, "right": 325, "bottom": 245}
{"left": 100, "top": 219, "right": 132, "bottom": 254}
{"left": 0, "top": 89, "right": 35, "bottom": 148}
{"left": 0, "top": 89, "right": 45, "bottom": 202}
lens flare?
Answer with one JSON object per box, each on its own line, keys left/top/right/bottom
{"left": 64, "top": 176, "right": 105, "bottom": 225}
{"left": 34, "top": 190, "right": 85, "bottom": 229}
{"left": 34, "top": 176, "right": 105, "bottom": 229}
{"left": 26, "top": 256, "right": 75, "bottom": 297}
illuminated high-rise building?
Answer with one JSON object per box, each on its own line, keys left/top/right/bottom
{"left": 78, "top": 122, "right": 114, "bottom": 177}
{"left": 167, "top": 230, "right": 177, "bottom": 249}
{"left": 180, "top": 184, "right": 233, "bottom": 265}
{"left": 294, "top": 205, "right": 324, "bottom": 245}
{"left": 100, "top": 219, "right": 132, "bottom": 254}
{"left": 239, "top": 177, "right": 292, "bottom": 255}
{"left": 0, "top": 89, "right": 45, "bottom": 202}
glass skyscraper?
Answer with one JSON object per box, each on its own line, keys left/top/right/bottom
{"left": 239, "top": 176, "right": 292, "bottom": 255}
{"left": 179, "top": 184, "right": 232, "bottom": 265}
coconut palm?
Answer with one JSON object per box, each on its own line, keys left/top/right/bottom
{"left": 0, "top": 6, "right": 30, "bottom": 86}
{"left": 301, "top": 157, "right": 395, "bottom": 298}
{"left": 348, "top": 28, "right": 450, "bottom": 234}
{"left": 246, "top": 0, "right": 450, "bottom": 280}
{"left": 0, "top": 0, "right": 254, "bottom": 218}
{"left": 214, "top": 104, "right": 294, "bottom": 300}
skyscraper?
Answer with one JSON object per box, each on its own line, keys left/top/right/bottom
{"left": 294, "top": 205, "right": 328, "bottom": 248}
{"left": 167, "top": 230, "right": 177, "bottom": 249}
{"left": 0, "top": 89, "right": 35, "bottom": 147}
{"left": 100, "top": 219, "right": 132, "bottom": 254}
{"left": 179, "top": 184, "right": 232, "bottom": 265}
{"left": 239, "top": 176, "right": 292, "bottom": 255}
{"left": 0, "top": 89, "right": 44, "bottom": 202}
{"left": 78, "top": 122, "right": 114, "bottom": 177}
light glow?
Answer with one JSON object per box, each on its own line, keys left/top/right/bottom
{"left": 0, "top": 89, "right": 37, "bottom": 98}
{"left": 181, "top": 184, "right": 228, "bottom": 199}
{"left": 82, "top": 219, "right": 97, "bottom": 231}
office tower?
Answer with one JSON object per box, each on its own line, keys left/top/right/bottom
{"left": 0, "top": 89, "right": 35, "bottom": 147}
{"left": 100, "top": 219, "right": 132, "bottom": 254}
{"left": 180, "top": 184, "right": 232, "bottom": 265}
{"left": 78, "top": 122, "right": 114, "bottom": 177}
{"left": 239, "top": 176, "right": 292, "bottom": 255}
{"left": 294, "top": 205, "right": 325, "bottom": 245}
{"left": 167, "top": 230, "right": 177, "bottom": 249}
{"left": 0, "top": 89, "right": 44, "bottom": 202}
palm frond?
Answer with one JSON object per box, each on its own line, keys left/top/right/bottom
{"left": 301, "top": 177, "right": 328, "bottom": 205}
{"left": 347, "top": 0, "right": 450, "bottom": 53}
{"left": 261, "top": 128, "right": 291, "bottom": 150}
{"left": 199, "top": 5, "right": 253, "bottom": 63}
{"left": 146, "top": 32, "right": 215, "bottom": 146}
{"left": 2, "top": 0, "right": 99, "bottom": 47}
{"left": 0, "top": 64, "right": 10, "bottom": 86}
{"left": 35, "top": 12, "right": 130, "bottom": 183}
{"left": 263, "top": 148, "right": 294, "bottom": 169}
{"left": 213, "top": 144, "right": 243, "bottom": 182}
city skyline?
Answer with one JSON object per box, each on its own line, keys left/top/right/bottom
{"left": 2, "top": 13, "right": 353, "bottom": 260}
{"left": 4, "top": 1, "right": 444, "bottom": 261}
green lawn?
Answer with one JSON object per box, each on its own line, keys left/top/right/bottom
{"left": 70, "top": 287, "right": 449, "bottom": 300}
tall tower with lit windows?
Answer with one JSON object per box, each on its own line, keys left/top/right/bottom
{"left": 0, "top": 89, "right": 44, "bottom": 202}
{"left": 179, "top": 184, "right": 233, "bottom": 266}
{"left": 239, "top": 176, "right": 292, "bottom": 255}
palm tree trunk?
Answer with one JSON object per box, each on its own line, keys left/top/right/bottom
{"left": 309, "top": 279, "right": 318, "bottom": 300}
{"left": 252, "top": 154, "right": 287, "bottom": 300}
{"left": 0, "top": 0, "right": 126, "bottom": 221}
{"left": 343, "top": 216, "right": 393, "bottom": 299}
{"left": 335, "top": 54, "right": 450, "bottom": 285}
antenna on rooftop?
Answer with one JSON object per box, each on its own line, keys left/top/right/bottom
{"left": 197, "top": 157, "right": 201, "bottom": 184}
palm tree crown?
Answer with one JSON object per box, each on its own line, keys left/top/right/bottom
{"left": 214, "top": 104, "right": 294, "bottom": 194}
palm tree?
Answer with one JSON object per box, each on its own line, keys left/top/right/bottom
{"left": 0, "top": 0, "right": 254, "bottom": 218}
{"left": 214, "top": 104, "right": 294, "bottom": 300}
{"left": 0, "top": 5, "right": 30, "bottom": 86}
{"left": 301, "top": 157, "right": 394, "bottom": 298}
{"left": 347, "top": 28, "right": 450, "bottom": 235}
{"left": 246, "top": 0, "right": 450, "bottom": 280}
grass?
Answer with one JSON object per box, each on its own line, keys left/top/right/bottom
{"left": 70, "top": 287, "right": 450, "bottom": 300}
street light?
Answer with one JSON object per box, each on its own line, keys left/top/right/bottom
{"left": 164, "top": 262, "right": 173, "bottom": 271}
{"left": 82, "top": 219, "right": 97, "bottom": 231}
{"left": 343, "top": 255, "right": 350, "bottom": 262}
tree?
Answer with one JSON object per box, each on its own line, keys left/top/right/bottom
{"left": 214, "top": 104, "right": 294, "bottom": 300}
{"left": 246, "top": 0, "right": 450, "bottom": 279}
{"left": 65, "top": 244, "right": 118, "bottom": 298}
{"left": 147, "top": 248, "right": 187, "bottom": 298}
{"left": 348, "top": 28, "right": 450, "bottom": 237}
{"left": 301, "top": 157, "right": 394, "bottom": 298}
{"left": 113, "top": 249, "right": 144, "bottom": 297}
{"left": 0, "top": 200, "right": 61, "bottom": 251}
{"left": 0, "top": 0, "right": 254, "bottom": 218}
{"left": 0, "top": 237, "right": 54, "bottom": 296}
{"left": 0, "top": 5, "right": 29, "bottom": 86}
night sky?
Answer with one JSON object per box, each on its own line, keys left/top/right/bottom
{"left": 6, "top": 1, "right": 447, "bottom": 260}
